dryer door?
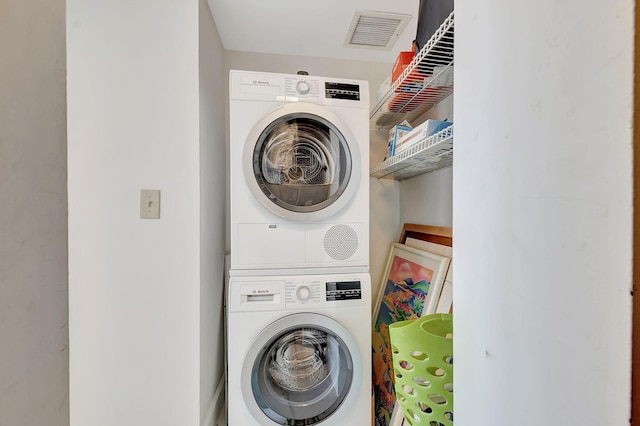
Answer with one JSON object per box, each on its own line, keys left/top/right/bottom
{"left": 241, "top": 313, "right": 361, "bottom": 425}
{"left": 243, "top": 103, "right": 361, "bottom": 222}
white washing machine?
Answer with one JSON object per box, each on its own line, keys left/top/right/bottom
{"left": 229, "top": 70, "right": 370, "bottom": 275}
{"left": 226, "top": 272, "right": 371, "bottom": 425}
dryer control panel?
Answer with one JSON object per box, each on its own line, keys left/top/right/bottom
{"left": 283, "top": 77, "right": 362, "bottom": 102}
{"left": 230, "top": 70, "right": 368, "bottom": 106}
{"left": 284, "top": 78, "right": 321, "bottom": 98}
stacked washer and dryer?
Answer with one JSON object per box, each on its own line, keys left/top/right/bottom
{"left": 227, "top": 70, "right": 372, "bottom": 425}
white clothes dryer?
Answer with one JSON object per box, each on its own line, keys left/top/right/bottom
{"left": 229, "top": 70, "right": 370, "bottom": 275}
{"left": 226, "top": 272, "right": 371, "bottom": 426}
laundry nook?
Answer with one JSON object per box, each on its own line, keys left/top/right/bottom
{"left": 48, "top": 0, "right": 637, "bottom": 426}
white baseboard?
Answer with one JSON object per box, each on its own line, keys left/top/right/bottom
{"left": 202, "top": 373, "right": 225, "bottom": 426}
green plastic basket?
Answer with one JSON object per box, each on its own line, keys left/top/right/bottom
{"left": 389, "top": 313, "right": 453, "bottom": 426}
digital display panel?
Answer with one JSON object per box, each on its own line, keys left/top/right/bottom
{"left": 326, "top": 280, "right": 362, "bottom": 301}
{"left": 325, "top": 82, "right": 361, "bottom": 101}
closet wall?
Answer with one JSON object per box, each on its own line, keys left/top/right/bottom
{"left": 67, "top": 1, "right": 226, "bottom": 425}
{"left": 0, "top": 1, "right": 68, "bottom": 424}
{"left": 453, "top": 0, "right": 633, "bottom": 423}
{"left": 63, "top": 0, "right": 636, "bottom": 424}
{"left": 398, "top": 95, "right": 454, "bottom": 227}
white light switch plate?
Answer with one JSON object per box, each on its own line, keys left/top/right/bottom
{"left": 140, "top": 189, "right": 160, "bottom": 219}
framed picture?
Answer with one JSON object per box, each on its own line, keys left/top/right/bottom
{"left": 399, "top": 223, "right": 452, "bottom": 247}
{"left": 372, "top": 242, "right": 451, "bottom": 426}
{"left": 400, "top": 223, "right": 453, "bottom": 314}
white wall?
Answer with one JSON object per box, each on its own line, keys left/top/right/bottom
{"left": 0, "top": 1, "right": 69, "bottom": 424}
{"left": 454, "top": 1, "right": 633, "bottom": 424}
{"left": 198, "top": 0, "right": 227, "bottom": 424}
{"left": 399, "top": 167, "right": 453, "bottom": 227}
{"left": 223, "top": 50, "right": 399, "bottom": 297}
{"left": 67, "top": 1, "right": 226, "bottom": 425}
{"left": 399, "top": 95, "right": 454, "bottom": 228}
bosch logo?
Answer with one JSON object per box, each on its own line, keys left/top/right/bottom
{"left": 253, "top": 289, "right": 270, "bottom": 294}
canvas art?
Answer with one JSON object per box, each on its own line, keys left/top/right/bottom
{"left": 372, "top": 243, "right": 450, "bottom": 426}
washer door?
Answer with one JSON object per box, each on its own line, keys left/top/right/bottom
{"left": 243, "top": 103, "right": 361, "bottom": 222}
{"left": 241, "top": 313, "right": 361, "bottom": 425}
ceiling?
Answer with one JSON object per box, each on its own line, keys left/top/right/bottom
{"left": 206, "top": 0, "right": 420, "bottom": 64}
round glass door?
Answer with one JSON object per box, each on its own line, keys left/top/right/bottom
{"left": 252, "top": 113, "right": 351, "bottom": 213}
{"left": 243, "top": 103, "right": 361, "bottom": 222}
{"left": 242, "top": 314, "right": 358, "bottom": 425}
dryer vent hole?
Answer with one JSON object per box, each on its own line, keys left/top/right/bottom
{"left": 323, "top": 225, "right": 358, "bottom": 260}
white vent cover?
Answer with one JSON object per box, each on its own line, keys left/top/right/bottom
{"left": 344, "top": 10, "right": 411, "bottom": 50}
{"left": 323, "top": 224, "right": 358, "bottom": 261}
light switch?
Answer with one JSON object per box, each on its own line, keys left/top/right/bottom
{"left": 140, "top": 189, "right": 160, "bottom": 219}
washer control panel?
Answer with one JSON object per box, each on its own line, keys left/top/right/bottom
{"left": 285, "top": 279, "right": 323, "bottom": 304}
{"left": 284, "top": 279, "right": 362, "bottom": 304}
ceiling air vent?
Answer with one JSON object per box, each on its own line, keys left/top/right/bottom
{"left": 344, "top": 10, "right": 411, "bottom": 50}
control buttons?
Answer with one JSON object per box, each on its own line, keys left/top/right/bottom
{"left": 285, "top": 281, "right": 321, "bottom": 304}
{"left": 296, "top": 285, "right": 311, "bottom": 301}
{"left": 296, "top": 80, "right": 311, "bottom": 95}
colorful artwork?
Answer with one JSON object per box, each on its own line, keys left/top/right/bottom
{"left": 372, "top": 243, "right": 450, "bottom": 426}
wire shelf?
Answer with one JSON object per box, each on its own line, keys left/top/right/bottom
{"left": 370, "top": 125, "right": 453, "bottom": 180}
{"left": 370, "top": 12, "right": 454, "bottom": 130}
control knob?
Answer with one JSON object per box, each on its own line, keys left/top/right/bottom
{"left": 296, "top": 80, "right": 310, "bottom": 95}
{"left": 296, "top": 285, "right": 311, "bottom": 301}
